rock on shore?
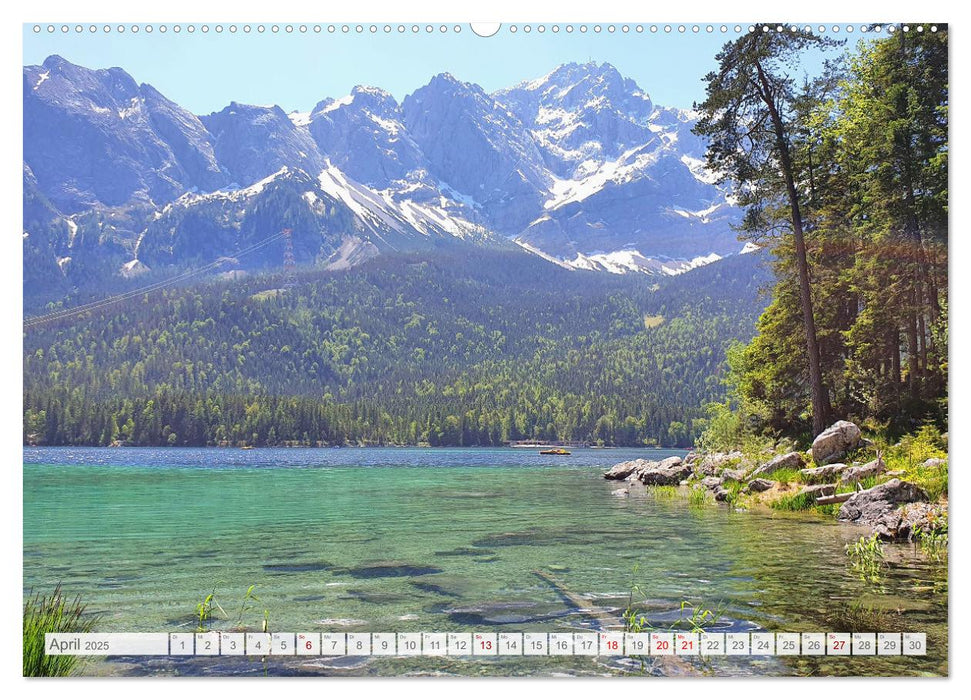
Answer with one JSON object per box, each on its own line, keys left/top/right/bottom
{"left": 750, "top": 451, "right": 804, "bottom": 478}
{"left": 602, "top": 459, "right": 648, "bottom": 480}
{"left": 636, "top": 456, "right": 692, "bottom": 486}
{"left": 799, "top": 463, "right": 847, "bottom": 484}
{"left": 836, "top": 478, "right": 929, "bottom": 536}
{"left": 839, "top": 458, "right": 884, "bottom": 485}
{"left": 811, "top": 420, "right": 863, "bottom": 464}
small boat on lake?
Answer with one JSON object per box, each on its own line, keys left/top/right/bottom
{"left": 540, "top": 448, "right": 571, "bottom": 456}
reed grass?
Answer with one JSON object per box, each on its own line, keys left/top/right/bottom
{"left": 23, "top": 585, "right": 99, "bottom": 677}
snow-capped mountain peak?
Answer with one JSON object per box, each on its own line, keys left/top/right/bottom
{"left": 24, "top": 55, "right": 742, "bottom": 288}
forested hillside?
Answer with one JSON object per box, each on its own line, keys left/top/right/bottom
{"left": 24, "top": 248, "right": 770, "bottom": 447}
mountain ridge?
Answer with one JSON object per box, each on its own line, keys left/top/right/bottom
{"left": 23, "top": 55, "right": 743, "bottom": 306}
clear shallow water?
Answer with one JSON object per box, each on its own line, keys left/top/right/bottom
{"left": 23, "top": 447, "right": 947, "bottom": 677}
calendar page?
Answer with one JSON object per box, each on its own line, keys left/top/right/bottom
{"left": 21, "top": 18, "right": 948, "bottom": 680}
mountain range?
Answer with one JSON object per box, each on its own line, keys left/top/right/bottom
{"left": 23, "top": 55, "right": 746, "bottom": 304}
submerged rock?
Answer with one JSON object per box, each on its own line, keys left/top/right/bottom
{"left": 342, "top": 563, "right": 444, "bottom": 579}
{"left": 811, "top": 420, "right": 863, "bottom": 464}
{"left": 837, "top": 479, "right": 929, "bottom": 527}
{"left": 751, "top": 451, "right": 805, "bottom": 478}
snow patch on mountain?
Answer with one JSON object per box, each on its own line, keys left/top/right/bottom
{"left": 562, "top": 249, "right": 725, "bottom": 276}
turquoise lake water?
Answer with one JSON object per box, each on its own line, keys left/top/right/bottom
{"left": 23, "top": 447, "right": 947, "bottom": 677}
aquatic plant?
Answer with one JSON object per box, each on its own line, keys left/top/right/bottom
{"left": 623, "top": 566, "right": 722, "bottom": 635}
{"left": 196, "top": 585, "right": 268, "bottom": 632}
{"left": 195, "top": 587, "right": 228, "bottom": 632}
{"left": 845, "top": 534, "right": 885, "bottom": 581}
{"left": 647, "top": 485, "right": 681, "bottom": 500}
{"left": 827, "top": 599, "right": 902, "bottom": 633}
{"left": 23, "top": 585, "right": 99, "bottom": 677}
{"left": 913, "top": 525, "right": 948, "bottom": 563}
{"left": 721, "top": 481, "right": 744, "bottom": 509}
{"left": 234, "top": 584, "right": 263, "bottom": 630}
{"left": 688, "top": 487, "right": 713, "bottom": 507}
{"left": 676, "top": 599, "right": 724, "bottom": 633}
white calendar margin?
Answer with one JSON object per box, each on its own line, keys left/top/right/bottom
{"left": 6, "top": 0, "right": 963, "bottom": 698}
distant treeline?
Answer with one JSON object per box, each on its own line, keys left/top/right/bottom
{"left": 24, "top": 249, "right": 771, "bottom": 448}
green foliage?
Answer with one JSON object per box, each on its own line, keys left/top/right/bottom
{"left": 193, "top": 585, "right": 266, "bottom": 632}
{"left": 23, "top": 586, "right": 99, "bottom": 677}
{"left": 696, "top": 400, "right": 742, "bottom": 452}
{"left": 846, "top": 534, "right": 885, "bottom": 582}
{"left": 695, "top": 26, "right": 948, "bottom": 443}
{"left": 647, "top": 485, "right": 681, "bottom": 501}
{"left": 24, "top": 249, "right": 770, "bottom": 448}
{"left": 688, "top": 487, "right": 713, "bottom": 507}
{"left": 770, "top": 491, "right": 817, "bottom": 512}
{"left": 913, "top": 524, "right": 948, "bottom": 563}
{"left": 879, "top": 424, "right": 948, "bottom": 500}
{"left": 764, "top": 468, "right": 802, "bottom": 487}
{"left": 720, "top": 480, "right": 744, "bottom": 508}
{"left": 195, "top": 587, "right": 228, "bottom": 632}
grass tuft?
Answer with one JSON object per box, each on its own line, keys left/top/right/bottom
{"left": 23, "top": 585, "right": 99, "bottom": 677}
{"left": 688, "top": 487, "right": 713, "bottom": 507}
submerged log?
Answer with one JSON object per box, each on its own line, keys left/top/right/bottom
{"left": 532, "top": 569, "right": 699, "bottom": 675}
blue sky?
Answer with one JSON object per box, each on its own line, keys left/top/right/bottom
{"left": 23, "top": 24, "right": 841, "bottom": 115}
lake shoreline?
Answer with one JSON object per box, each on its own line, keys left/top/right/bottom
{"left": 602, "top": 420, "right": 949, "bottom": 549}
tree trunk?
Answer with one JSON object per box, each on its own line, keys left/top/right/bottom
{"left": 755, "top": 62, "right": 831, "bottom": 435}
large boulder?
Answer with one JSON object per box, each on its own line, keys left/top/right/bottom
{"left": 870, "top": 502, "right": 947, "bottom": 542}
{"left": 750, "top": 451, "right": 805, "bottom": 478}
{"left": 837, "top": 479, "right": 929, "bottom": 526}
{"left": 800, "top": 463, "right": 848, "bottom": 484}
{"left": 603, "top": 459, "right": 650, "bottom": 480}
{"left": 700, "top": 476, "right": 724, "bottom": 490}
{"left": 637, "top": 456, "right": 692, "bottom": 486}
{"left": 811, "top": 420, "right": 863, "bottom": 464}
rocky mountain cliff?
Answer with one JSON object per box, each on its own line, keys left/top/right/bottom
{"left": 23, "top": 56, "right": 745, "bottom": 306}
